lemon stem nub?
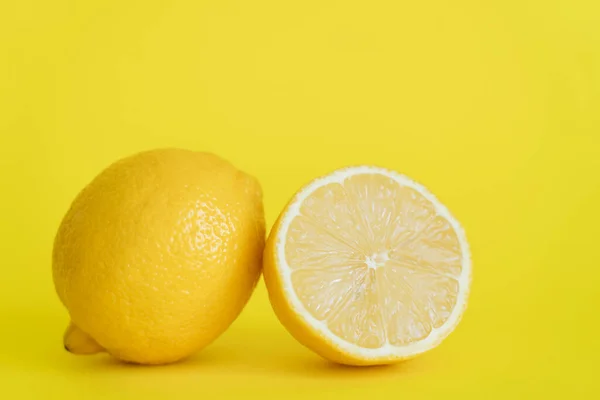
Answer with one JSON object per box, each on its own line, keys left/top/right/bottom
{"left": 63, "top": 322, "right": 105, "bottom": 355}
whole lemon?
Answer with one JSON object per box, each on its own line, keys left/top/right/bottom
{"left": 53, "top": 149, "right": 265, "bottom": 364}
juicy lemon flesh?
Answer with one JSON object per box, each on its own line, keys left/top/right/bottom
{"left": 284, "top": 173, "right": 463, "bottom": 350}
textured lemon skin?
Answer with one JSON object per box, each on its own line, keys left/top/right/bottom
{"left": 53, "top": 149, "right": 265, "bottom": 364}
{"left": 263, "top": 171, "right": 470, "bottom": 366}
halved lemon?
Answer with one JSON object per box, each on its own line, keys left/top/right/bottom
{"left": 263, "top": 166, "right": 471, "bottom": 365}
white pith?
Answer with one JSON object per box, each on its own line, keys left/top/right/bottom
{"left": 275, "top": 166, "right": 471, "bottom": 359}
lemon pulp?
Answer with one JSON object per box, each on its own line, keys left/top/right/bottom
{"left": 265, "top": 166, "right": 470, "bottom": 365}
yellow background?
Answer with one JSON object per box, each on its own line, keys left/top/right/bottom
{"left": 1, "top": 0, "right": 599, "bottom": 398}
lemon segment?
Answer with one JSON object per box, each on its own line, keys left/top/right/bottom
{"left": 264, "top": 166, "right": 470, "bottom": 365}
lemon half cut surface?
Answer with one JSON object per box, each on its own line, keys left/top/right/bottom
{"left": 264, "top": 166, "right": 471, "bottom": 365}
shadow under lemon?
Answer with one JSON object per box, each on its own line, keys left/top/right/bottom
{"left": 0, "top": 304, "right": 426, "bottom": 381}
{"left": 78, "top": 314, "right": 425, "bottom": 382}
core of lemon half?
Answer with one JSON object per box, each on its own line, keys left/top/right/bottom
{"left": 263, "top": 166, "right": 471, "bottom": 365}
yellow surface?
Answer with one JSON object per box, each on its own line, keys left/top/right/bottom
{"left": 0, "top": 0, "right": 598, "bottom": 398}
